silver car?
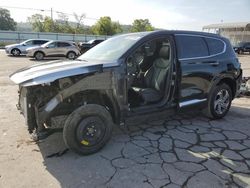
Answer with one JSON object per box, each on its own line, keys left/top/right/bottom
{"left": 5, "top": 39, "right": 49, "bottom": 56}
{"left": 26, "top": 40, "right": 81, "bottom": 60}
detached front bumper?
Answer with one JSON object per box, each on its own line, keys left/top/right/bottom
{"left": 18, "top": 87, "right": 37, "bottom": 133}
{"left": 18, "top": 86, "right": 57, "bottom": 140}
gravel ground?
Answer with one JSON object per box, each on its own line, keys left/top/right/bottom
{"left": 0, "top": 50, "right": 250, "bottom": 188}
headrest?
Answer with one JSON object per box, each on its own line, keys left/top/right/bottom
{"left": 144, "top": 42, "right": 156, "bottom": 56}
{"left": 159, "top": 44, "right": 170, "bottom": 60}
{"left": 155, "top": 44, "right": 170, "bottom": 68}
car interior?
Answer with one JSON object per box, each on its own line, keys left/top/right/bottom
{"left": 127, "top": 37, "right": 172, "bottom": 108}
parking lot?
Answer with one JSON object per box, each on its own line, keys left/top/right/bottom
{"left": 0, "top": 50, "right": 250, "bottom": 188}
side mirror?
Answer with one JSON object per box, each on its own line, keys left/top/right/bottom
{"left": 45, "top": 46, "right": 49, "bottom": 48}
{"left": 22, "top": 43, "right": 26, "bottom": 46}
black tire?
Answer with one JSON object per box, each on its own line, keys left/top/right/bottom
{"left": 63, "top": 104, "right": 113, "bottom": 155}
{"left": 203, "top": 83, "right": 232, "bottom": 119}
{"left": 67, "top": 51, "right": 76, "bottom": 60}
{"left": 34, "top": 51, "right": 44, "bottom": 61}
{"left": 11, "top": 48, "right": 21, "bottom": 56}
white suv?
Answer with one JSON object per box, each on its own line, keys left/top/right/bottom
{"left": 26, "top": 40, "right": 81, "bottom": 60}
{"left": 5, "top": 39, "right": 49, "bottom": 56}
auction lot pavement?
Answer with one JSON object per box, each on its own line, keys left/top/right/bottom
{"left": 0, "top": 50, "right": 250, "bottom": 188}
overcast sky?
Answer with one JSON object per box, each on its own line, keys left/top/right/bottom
{"left": 1, "top": 0, "right": 250, "bottom": 31}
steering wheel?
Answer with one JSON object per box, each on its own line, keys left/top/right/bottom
{"left": 126, "top": 52, "right": 144, "bottom": 87}
{"left": 129, "top": 52, "right": 144, "bottom": 73}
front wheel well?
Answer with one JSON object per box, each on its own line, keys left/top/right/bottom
{"left": 217, "top": 78, "right": 236, "bottom": 98}
{"left": 61, "top": 90, "right": 120, "bottom": 124}
{"left": 67, "top": 51, "right": 76, "bottom": 55}
{"left": 11, "top": 48, "right": 21, "bottom": 52}
{"left": 11, "top": 48, "right": 21, "bottom": 55}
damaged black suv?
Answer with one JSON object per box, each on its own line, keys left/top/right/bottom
{"left": 10, "top": 30, "right": 242, "bottom": 155}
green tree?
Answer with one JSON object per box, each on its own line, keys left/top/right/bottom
{"left": 28, "top": 14, "right": 45, "bottom": 32}
{"left": 28, "top": 13, "right": 87, "bottom": 34}
{"left": 92, "top": 16, "right": 122, "bottom": 35}
{"left": 43, "top": 17, "right": 54, "bottom": 32}
{"left": 0, "top": 8, "right": 17, "bottom": 31}
{"left": 131, "top": 19, "right": 154, "bottom": 32}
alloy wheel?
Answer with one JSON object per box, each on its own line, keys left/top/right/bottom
{"left": 12, "top": 49, "right": 20, "bottom": 56}
{"left": 214, "top": 89, "right": 230, "bottom": 115}
{"left": 68, "top": 52, "right": 76, "bottom": 59}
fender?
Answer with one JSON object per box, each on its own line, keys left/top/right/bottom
{"left": 208, "top": 73, "right": 237, "bottom": 97}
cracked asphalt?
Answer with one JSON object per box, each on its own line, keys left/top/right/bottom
{"left": 0, "top": 51, "right": 250, "bottom": 188}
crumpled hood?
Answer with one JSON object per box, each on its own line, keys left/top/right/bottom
{"left": 10, "top": 59, "right": 119, "bottom": 86}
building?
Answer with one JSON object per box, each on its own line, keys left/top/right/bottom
{"left": 203, "top": 22, "right": 250, "bottom": 45}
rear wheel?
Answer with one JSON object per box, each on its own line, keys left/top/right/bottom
{"left": 67, "top": 51, "right": 76, "bottom": 60}
{"left": 203, "top": 83, "right": 232, "bottom": 119}
{"left": 34, "top": 51, "right": 44, "bottom": 60}
{"left": 63, "top": 104, "right": 113, "bottom": 155}
{"left": 11, "top": 48, "right": 21, "bottom": 56}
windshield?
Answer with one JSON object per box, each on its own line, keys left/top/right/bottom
{"left": 78, "top": 33, "right": 146, "bottom": 62}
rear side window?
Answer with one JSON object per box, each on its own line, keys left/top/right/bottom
{"left": 40, "top": 40, "right": 48, "bottom": 45}
{"left": 176, "top": 36, "right": 209, "bottom": 59}
{"left": 33, "top": 40, "right": 40, "bottom": 45}
{"left": 95, "top": 40, "right": 103, "bottom": 44}
{"left": 58, "top": 42, "right": 71, "bottom": 47}
{"left": 33, "top": 40, "right": 47, "bottom": 45}
{"left": 205, "top": 38, "right": 225, "bottom": 55}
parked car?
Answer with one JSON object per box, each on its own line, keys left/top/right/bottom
{"left": 233, "top": 42, "right": 250, "bottom": 54}
{"left": 26, "top": 40, "right": 81, "bottom": 60}
{"left": 79, "top": 39, "right": 105, "bottom": 53}
{"left": 10, "top": 30, "right": 242, "bottom": 155}
{"left": 5, "top": 39, "right": 49, "bottom": 56}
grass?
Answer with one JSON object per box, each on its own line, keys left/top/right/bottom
{"left": 0, "top": 41, "right": 14, "bottom": 49}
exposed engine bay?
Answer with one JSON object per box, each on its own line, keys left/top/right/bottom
{"left": 17, "top": 71, "right": 117, "bottom": 140}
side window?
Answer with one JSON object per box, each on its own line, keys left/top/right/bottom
{"left": 25, "top": 40, "right": 34, "bottom": 45}
{"left": 47, "top": 42, "right": 57, "bottom": 48}
{"left": 95, "top": 40, "right": 102, "bottom": 45}
{"left": 33, "top": 40, "right": 44, "bottom": 45}
{"left": 205, "top": 38, "right": 225, "bottom": 55}
{"left": 58, "top": 42, "right": 71, "bottom": 47}
{"left": 176, "top": 36, "right": 209, "bottom": 59}
{"left": 39, "top": 40, "right": 48, "bottom": 45}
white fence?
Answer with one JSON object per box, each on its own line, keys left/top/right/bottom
{"left": 0, "top": 30, "right": 109, "bottom": 43}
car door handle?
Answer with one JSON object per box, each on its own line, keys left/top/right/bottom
{"left": 187, "top": 61, "right": 219, "bottom": 66}
{"left": 202, "top": 61, "right": 219, "bottom": 66}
